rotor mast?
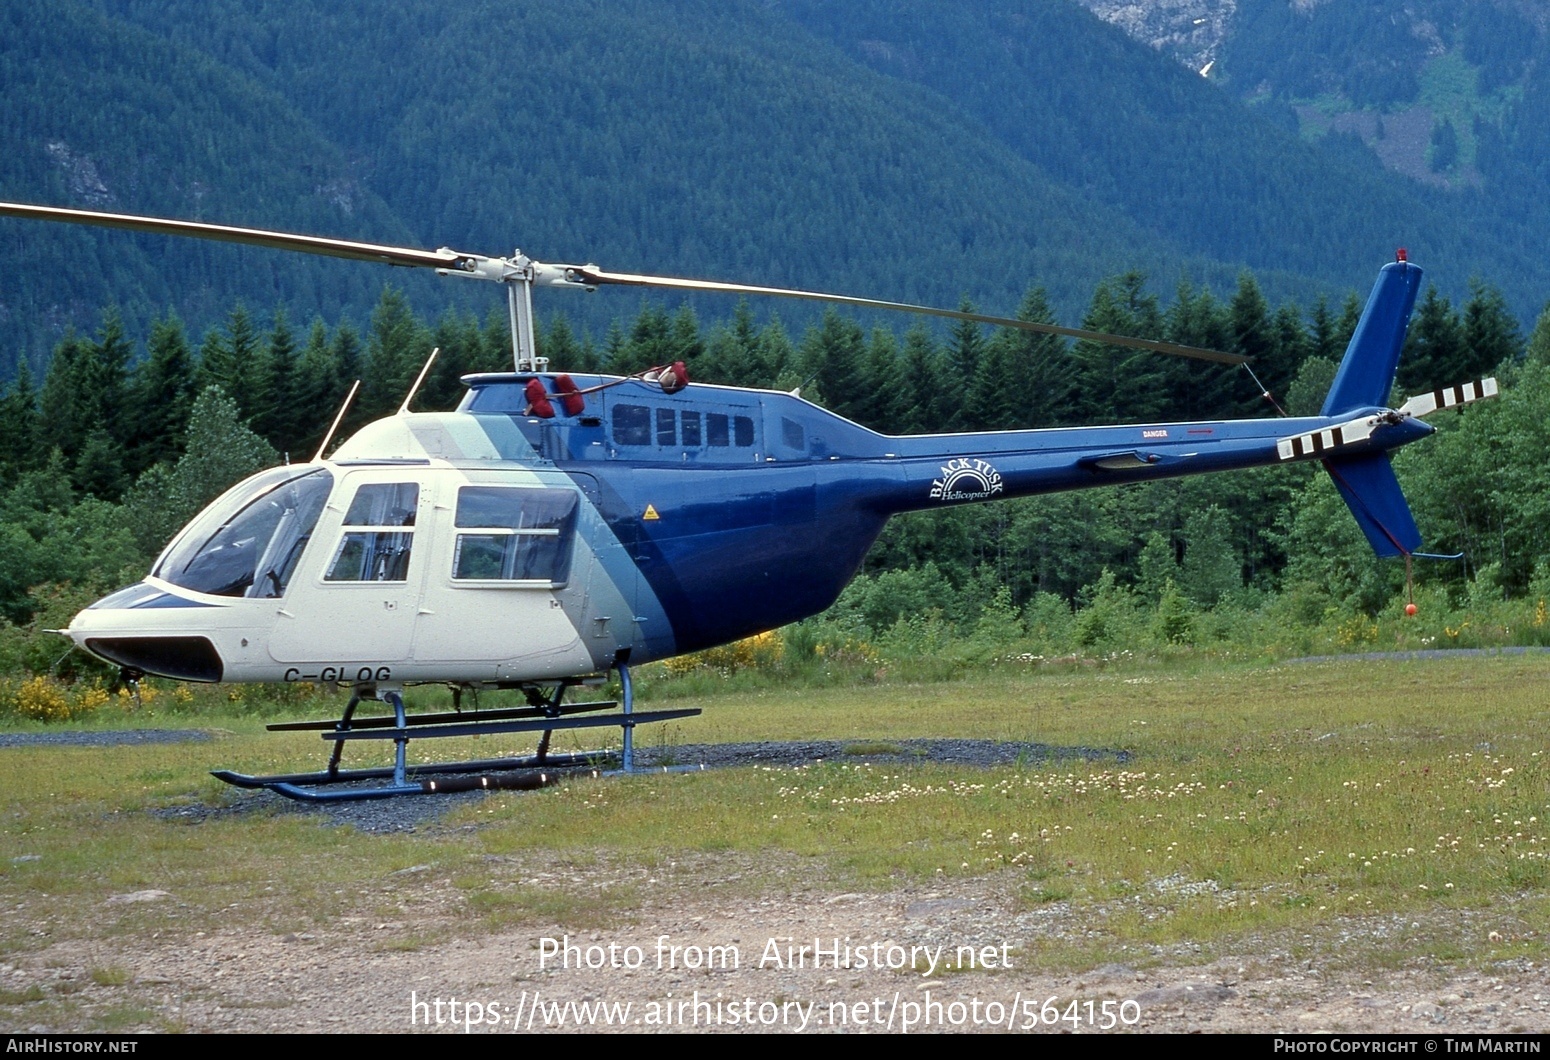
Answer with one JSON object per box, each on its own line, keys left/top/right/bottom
{"left": 507, "top": 270, "right": 542, "bottom": 373}
{"left": 433, "top": 249, "right": 583, "bottom": 373}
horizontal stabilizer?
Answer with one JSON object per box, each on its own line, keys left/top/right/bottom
{"left": 1324, "top": 453, "right": 1421, "bottom": 558}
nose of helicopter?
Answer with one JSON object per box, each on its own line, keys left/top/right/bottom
{"left": 66, "top": 582, "right": 226, "bottom": 682}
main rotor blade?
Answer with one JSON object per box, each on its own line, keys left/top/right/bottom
{"left": 0, "top": 201, "right": 472, "bottom": 271}
{"left": 573, "top": 266, "right": 1248, "bottom": 364}
{"left": 0, "top": 200, "right": 1247, "bottom": 364}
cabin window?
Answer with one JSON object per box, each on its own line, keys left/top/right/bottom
{"left": 734, "top": 415, "right": 755, "bottom": 447}
{"left": 156, "top": 466, "right": 333, "bottom": 599}
{"left": 707, "top": 412, "right": 729, "bottom": 447}
{"left": 681, "top": 411, "right": 702, "bottom": 446}
{"left": 656, "top": 407, "right": 677, "bottom": 446}
{"left": 451, "top": 486, "right": 578, "bottom": 584}
{"left": 782, "top": 417, "right": 805, "bottom": 451}
{"left": 611, "top": 404, "right": 651, "bottom": 446}
{"left": 324, "top": 482, "right": 418, "bottom": 582}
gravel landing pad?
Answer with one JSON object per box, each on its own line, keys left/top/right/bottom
{"left": 157, "top": 738, "right": 1131, "bottom": 834}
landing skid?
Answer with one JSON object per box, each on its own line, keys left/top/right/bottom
{"left": 212, "top": 664, "right": 701, "bottom": 802}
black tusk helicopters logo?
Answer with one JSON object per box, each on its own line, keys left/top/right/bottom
{"left": 0, "top": 203, "right": 1496, "bottom": 800}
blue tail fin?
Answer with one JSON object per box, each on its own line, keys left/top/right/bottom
{"left": 1320, "top": 259, "right": 1426, "bottom": 556}
{"left": 1323, "top": 452, "right": 1421, "bottom": 558}
{"left": 1322, "top": 260, "right": 1424, "bottom": 418}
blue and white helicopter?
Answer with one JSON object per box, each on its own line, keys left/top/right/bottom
{"left": 0, "top": 202, "right": 1495, "bottom": 799}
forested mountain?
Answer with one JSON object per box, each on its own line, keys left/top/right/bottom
{"left": 2, "top": 0, "right": 1546, "bottom": 376}
{"left": 1077, "top": 0, "right": 1550, "bottom": 268}
{"left": 0, "top": 2, "right": 439, "bottom": 371}
{"left": 774, "top": 1, "right": 1533, "bottom": 307}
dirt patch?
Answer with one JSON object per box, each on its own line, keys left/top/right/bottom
{"left": 6, "top": 870, "right": 1547, "bottom": 1033}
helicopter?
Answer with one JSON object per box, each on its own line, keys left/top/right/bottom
{"left": 0, "top": 201, "right": 1496, "bottom": 800}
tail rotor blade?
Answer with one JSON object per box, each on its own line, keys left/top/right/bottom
{"left": 1279, "top": 376, "right": 1500, "bottom": 461}
{"left": 1396, "top": 378, "right": 1498, "bottom": 419}
{"left": 1277, "top": 416, "right": 1380, "bottom": 461}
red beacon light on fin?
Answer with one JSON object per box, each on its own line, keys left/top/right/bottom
{"left": 1396, "top": 248, "right": 1408, "bottom": 263}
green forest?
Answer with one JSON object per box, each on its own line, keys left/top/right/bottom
{"left": 6, "top": 0, "right": 1550, "bottom": 370}
{"left": 3, "top": 260, "right": 1549, "bottom": 721}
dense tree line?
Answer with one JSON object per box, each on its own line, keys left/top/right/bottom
{"left": 0, "top": 262, "right": 1541, "bottom": 636}
{"left": 6, "top": 0, "right": 1550, "bottom": 371}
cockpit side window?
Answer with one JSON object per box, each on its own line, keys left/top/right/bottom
{"left": 155, "top": 467, "right": 333, "bottom": 598}
{"left": 451, "top": 486, "right": 578, "bottom": 585}
{"left": 324, "top": 482, "right": 419, "bottom": 582}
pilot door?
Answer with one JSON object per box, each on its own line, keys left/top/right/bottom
{"left": 410, "top": 471, "right": 597, "bottom": 677}
{"left": 268, "top": 472, "right": 426, "bottom": 666}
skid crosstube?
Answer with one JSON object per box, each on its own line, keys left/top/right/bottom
{"left": 212, "top": 664, "right": 700, "bottom": 801}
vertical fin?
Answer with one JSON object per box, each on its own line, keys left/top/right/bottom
{"left": 1323, "top": 453, "right": 1421, "bottom": 558}
{"left": 1322, "top": 261, "right": 1424, "bottom": 418}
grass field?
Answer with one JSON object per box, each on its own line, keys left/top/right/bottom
{"left": 1, "top": 652, "right": 1547, "bottom": 1020}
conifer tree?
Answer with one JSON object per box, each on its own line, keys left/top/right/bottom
{"left": 131, "top": 312, "right": 195, "bottom": 473}
{"left": 1007, "top": 287, "right": 1074, "bottom": 426}
{"left": 897, "top": 323, "right": 943, "bottom": 434}
{"left": 1523, "top": 302, "right": 1550, "bottom": 369}
{"left": 615, "top": 302, "right": 671, "bottom": 375}
{"left": 39, "top": 332, "right": 88, "bottom": 461}
{"left": 0, "top": 362, "right": 42, "bottom": 482}
{"left": 72, "top": 428, "right": 128, "bottom": 502}
{"left": 540, "top": 315, "right": 592, "bottom": 375}
{"left": 1461, "top": 279, "right": 1523, "bottom": 379}
{"left": 426, "top": 309, "right": 484, "bottom": 410}
{"left": 861, "top": 327, "right": 904, "bottom": 432}
{"left": 802, "top": 309, "right": 867, "bottom": 423}
{"left": 968, "top": 330, "right": 1021, "bottom": 431}
{"left": 1336, "top": 292, "right": 1363, "bottom": 354}
{"left": 1070, "top": 273, "right": 1166, "bottom": 424}
{"left": 40, "top": 311, "right": 133, "bottom": 473}
{"left": 1309, "top": 296, "right": 1341, "bottom": 361}
{"left": 601, "top": 320, "right": 627, "bottom": 373}
{"left": 465, "top": 309, "right": 511, "bottom": 376}
{"left": 292, "top": 319, "right": 343, "bottom": 458}
{"left": 1398, "top": 286, "right": 1466, "bottom": 396}
{"left": 668, "top": 306, "right": 704, "bottom": 373}
{"left": 1230, "top": 272, "right": 1282, "bottom": 413}
{"left": 946, "top": 299, "right": 985, "bottom": 428}
{"left": 85, "top": 308, "right": 133, "bottom": 443}
{"left": 197, "top": 304, "right": 260, "bottom": 415}
{"left": 758, "top": 317, "right": 795, "bottom": 387}
{"left": 1164, "top": 281, "right": 1234, "bottom": 420}
{"left": 708, "top": 300, "right": 762, "bottom": 384}
{"left": 255, "top": 308, "right": 300, "bottom": 456}
{"left": 363, "top": 288, "right": 431, "bottom": 419}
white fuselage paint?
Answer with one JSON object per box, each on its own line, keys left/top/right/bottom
{"left": 65, "top": 412, "right": 662, "bottom": 686}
